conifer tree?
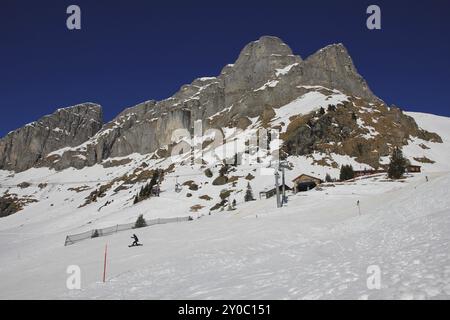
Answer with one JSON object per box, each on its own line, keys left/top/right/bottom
{"left": 340, "top": 165, "right": 355, "bottom": 181}
{"left": 134, "top": 214, "right": 147, "bottom": 228}
{"left": 388, "top": 147, "right": 407, "bottom": 179}
{"left": 245, "top": 182, "right": 255, "bottom": 202}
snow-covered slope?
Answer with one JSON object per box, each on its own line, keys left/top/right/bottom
{"left": 404, "top": 112, "right": 450, "bottom": 172}
{"left": 272, "top": 86, "right": 350, "bottom": 132}
{"left": 0, "top": 90, "right": 449, "bottom": 299}
{"left": 1, "top": 170, "right": 449, "bottom": 299}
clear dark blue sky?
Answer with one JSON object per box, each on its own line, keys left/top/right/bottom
{"left": 1, "top": 0, "right": 449, "bottom": 136}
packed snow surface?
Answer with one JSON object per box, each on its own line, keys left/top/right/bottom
{"left": 0, "top": 170, "right": 449, "bottom": 299}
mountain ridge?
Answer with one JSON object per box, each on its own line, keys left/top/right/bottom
{"left": 0, "top": 36, "right": 441, "bottom": 173}
{"left": 0, "top": 103, "right": 102, "bottom": 172}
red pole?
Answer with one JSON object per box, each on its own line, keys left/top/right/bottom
{"left": 103, "top": 243, "right": 108, "bottom": 283}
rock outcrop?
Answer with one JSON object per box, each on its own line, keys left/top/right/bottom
{"left": 0, "top": 103, "right": 102, "bottom": 171}
{"left": 299, "top": 44, "right": 377, "bottom": 102}
{"left": 41, "top": 36, "right": 383, "bottom": 170}
{"left": 0, "top": 36, "right": 437, "bottom": 172}
{"left": 282, "top": 94, "right": 442, "bottom": 168}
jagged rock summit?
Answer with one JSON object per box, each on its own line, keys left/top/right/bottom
{"left": 0, "top": 36, "right": 432, "bottom": 172}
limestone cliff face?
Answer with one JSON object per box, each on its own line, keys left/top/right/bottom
{"left": 207, "top": 41, "right": 380, "bottom": 128}
{"left": 0, "top": 36, "right": 413, "bottom": 171}
{"left": 47, "top": 102, "right": 192, "bottom": 170}
{"left": 0, "top": 103, "right": 102, "bottom": 172}
{"left": 300, "top": 44, "right": 377, "bottom": 102}
{"left": 221, "top": 36, "right": 302, "bottom": 106}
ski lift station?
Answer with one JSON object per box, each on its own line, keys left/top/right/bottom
{"left": 259, "top": 184, "right": 292, "bottom": 199}
{"left": 292, "top": 174, "right": 323, "bottom": 193}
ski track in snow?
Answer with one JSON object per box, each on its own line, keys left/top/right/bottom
{"left": 0, "top": 171, "right": 449, "bottom": 299}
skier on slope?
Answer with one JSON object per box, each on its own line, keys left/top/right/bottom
{"left": 130, "top": 234, "right": 140, "bottom": 247}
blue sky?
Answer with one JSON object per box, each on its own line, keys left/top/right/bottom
{"left": 1, "top": 0, "right": 449, "bottom": 136}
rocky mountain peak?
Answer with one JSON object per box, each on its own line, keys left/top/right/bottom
{"left": 306, "top": 43, "right": 356, "bottom": 74}
{"left": 0, "top": 37, "right": 409, "bottom": 172}
{"left": 55, "top": 102, "right": 102, "bottom": 116}
{"left": 298, "top": 43, "right": 379, "bottom": 103}
{"left": 0, "top": 102, "right": 103, "bottom": 172}
{"left": 222, "top": 36, "right": 301, "bottom": 97}
{"left": 237, "top": 36, "right": 298, "bottom": 61}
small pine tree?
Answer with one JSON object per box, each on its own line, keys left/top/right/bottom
{"left": 318, "top": 107, "right": 325, "bottom": 115}
{"left": 150, "top": 170, "right": 159, "bottom": 188}
{"left": 137, "top": 170, "right": 161, "bottom": 202}
{"left": 348, "top": 165, "right": 355, "bottom": 180}
{"left": 245, "top": 182, "right": 255, "bottom": 202}
{"left": 325, "top": 173, "right": 333, "bottom": 182}
{"left": 134, "top": 214, "right": 147, "bottom": 228}
{"left": 232, "top": 199, "right": 237, "bottom": 208}
{"left": 140, "top": 185, "right": 147, "bottom": 198}
{"left": 133, "top": 194, "right": 139, "bottom": 204}
{"left": 204, "top": 168, "right": 213, "bottom": 178}
{"left": 340, "top": 165, "right": 355, "bottom": 181}
{"left": 388, "top": 147, "right": 407, "bottom": 179}
{"left": 219, "top": 164, "right": 229, "bottom": 177}
{"left": 91, "top": 229, "right": 99, "bottom": 238}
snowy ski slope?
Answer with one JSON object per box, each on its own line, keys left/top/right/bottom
{"left": 0, "top": 110, "right": 449, "bottom": 299}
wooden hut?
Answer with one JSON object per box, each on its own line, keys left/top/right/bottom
{"left": 406, "top": 165, "right": 421, "bottom": 173}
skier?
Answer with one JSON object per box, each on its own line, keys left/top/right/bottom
{"left": 130, "top": 234, "right": 140, "bottom": 247}
{"left": 426, "top": 176, "right": 429, "bottom": 182}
